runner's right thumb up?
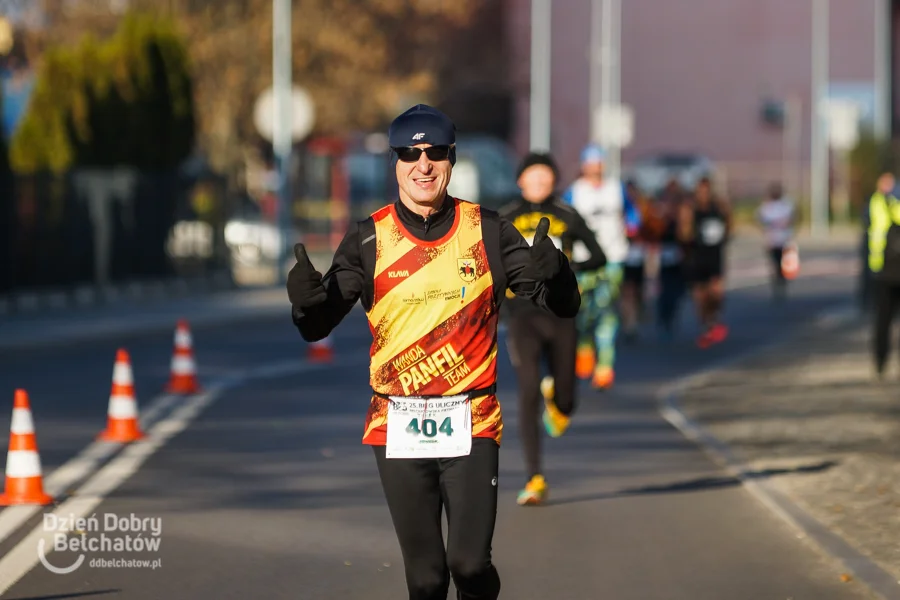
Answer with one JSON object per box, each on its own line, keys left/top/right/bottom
{"left": 287, "top": 242, "right": 326, "bottom": 309}
{"left": 532, "top": 217, "right": 550, "bottom": 246}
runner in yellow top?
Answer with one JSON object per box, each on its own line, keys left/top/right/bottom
{"left": 287, "top": 104, "right": 581, "bottom": 600}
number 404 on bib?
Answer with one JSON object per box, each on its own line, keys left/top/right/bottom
{"left": 406, "top": 417, "right": 454, "bottom": 437}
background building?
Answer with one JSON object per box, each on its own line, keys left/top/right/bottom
{"left": 504, "top": 0, "right": 886, "bottom": 201}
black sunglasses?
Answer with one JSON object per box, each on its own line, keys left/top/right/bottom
{"left": 393, "top": 145, "right": 452, "bottom": 163}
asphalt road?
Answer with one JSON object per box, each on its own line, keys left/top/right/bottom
{"left": 0, "top": 238, "right": 879, "bottom": 600}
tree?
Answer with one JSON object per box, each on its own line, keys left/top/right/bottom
{"left": 16, "top": 1, "right": 509, "bottom": 175}
{"left": 166, "top": 0, "right": 488, "bottom": 173}
{"left": 10, "top": 11, "right": 194, "bottom": 173}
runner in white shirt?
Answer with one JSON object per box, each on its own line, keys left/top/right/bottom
{"left": 563, "top": 144, "right": 640, "bottom": 389}
{"left": 756, "top": 182, "right": 796, "bottom": 301}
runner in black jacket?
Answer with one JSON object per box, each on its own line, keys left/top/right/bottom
{"left": 498, "top": 152, "right": 606, "bottom": 506}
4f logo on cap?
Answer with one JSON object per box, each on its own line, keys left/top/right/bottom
{"left": 412, "top": 132, "right": 425, "bottom": 140}
{"left": 457, "top": 259, "right": 476, "bottom": 283}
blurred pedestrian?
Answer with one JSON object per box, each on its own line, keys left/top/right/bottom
{"left": 563, "top": 144, "right": 640, "bottom": 389}
{"left": 862, "top": 173, "right": 896, "bottom": 314}
{"left": 756, "top": 182, "right": 796, "bottom": 301}
{"left": 866, "top": 171, "right": 900, "bottom": 379}
{"left": 678, "top": 176, "right": 732, "bottom": 348}
{"left": 655, "top": 179, "right": 687, "bottom": 339}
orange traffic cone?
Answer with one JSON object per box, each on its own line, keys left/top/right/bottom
{"left": 307, "top": 334, "right": 334, "bottom": 363}
{"left": 781, "top": 243, "right": 800, "bottom": 280}
{"left": 165, "top": 319, "right": 201, "bottom": 394}
{"left": 0, "top": 389, "right": 53, "bottom": 505}
{"left": 98, "top": 349, "right": 146, "bottom": 443}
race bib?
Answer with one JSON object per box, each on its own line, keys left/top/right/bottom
{"left": 624, "top": 244, "right": 644, "bottom": 266}
{"left": 659, "top": 244, "right": 682, "bottom": 265}
{"left": 700, "top": 219, "right": 725, "bottom": 245}
{"left": 385, "top": 395, "right": 472, "bottom": 459}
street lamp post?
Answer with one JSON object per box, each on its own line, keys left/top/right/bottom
{"left": 530, "top": 0, "right": 551, "bottom": 151}
{"left": 810, "top": 0, "right": 830, "bottom": 238}
{"left": 874, "top": 0, "right": 891, "bottom": 141}
{"left": 273, "top": 0, "right": 293, "bottom": 282}
{"left": 609, "top": 0, "right": 621, "bottom": 179}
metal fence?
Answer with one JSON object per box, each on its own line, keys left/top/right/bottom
{"left": 0, "top": 168, "right": 235, "bottom": 297}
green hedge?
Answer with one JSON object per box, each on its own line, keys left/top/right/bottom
{"left": 11, "top": 12, "right": 195, "bottom": 174}
{"left": 850, "top": 130, "right": 900, "bottom": 213}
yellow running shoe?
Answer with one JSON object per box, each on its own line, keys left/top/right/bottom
{"left": 516, "top": 474, "right": 548, "bottom": 506}
{"left": 541, "top": 376, "right": 570, "bottom": 438}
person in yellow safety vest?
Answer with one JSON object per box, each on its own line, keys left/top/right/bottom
{"left": 867, "top": 171, "right": 900, "bottom": 379}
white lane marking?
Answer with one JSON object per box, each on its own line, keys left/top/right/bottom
{"left": 0, "top": 394, "right": 178, "bottom": 545}
{"left": 0, "top": 357, "right": 367, "bottom": 595}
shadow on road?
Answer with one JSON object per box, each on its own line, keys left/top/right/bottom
{"left": 545, "top": 459, "right": 838, "bottom": 506}
{"left": 6, "top": 589, "right": 122, "bottom": 600}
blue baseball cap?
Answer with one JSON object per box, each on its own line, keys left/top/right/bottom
{"left": 388, "top": 104, "right": 456, "bottom": 148}
{"left": 580, "top": 144, "right": 607, "bottom": 164}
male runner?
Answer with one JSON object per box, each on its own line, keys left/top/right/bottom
{"left": 287, "top": 104, "right": 581, "bottom": 600}
{"left": 564, "top": 144, "right": 640, "bottom": 389}
{"left": 499, "top": 151, "right": 605, "bottom": 506}
{"left": 678, "top": 176, "right": 732, "bottom": 348}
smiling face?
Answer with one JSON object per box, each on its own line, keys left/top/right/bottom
{"left": 395, "top": 143, "right": 453, "bottom": 212}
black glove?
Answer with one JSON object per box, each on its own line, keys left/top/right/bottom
{"left": 523, "top": 217, "right": 564, "bottom": 282}
{"left": 287, "top": 243, "right": 327, "bottom": 309}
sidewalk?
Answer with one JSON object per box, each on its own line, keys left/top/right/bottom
{"left": 677, "top": 319, "right": 900, "bottom": 587}
{"left": 0, "top": 285, "right": 290, "bottom": 352}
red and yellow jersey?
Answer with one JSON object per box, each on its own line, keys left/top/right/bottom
{"left": 362, "top": 199, "right": 502, "bottom": 445}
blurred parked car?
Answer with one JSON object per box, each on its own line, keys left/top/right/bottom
{"left": 224, "top": 194, "right": 299, "bottom": 269}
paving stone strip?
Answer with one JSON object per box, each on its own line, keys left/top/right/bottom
{"left": 678, "top": 321, "right": 900, "bottom": 583}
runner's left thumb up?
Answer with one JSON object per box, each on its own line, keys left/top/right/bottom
{"left": 294, "top": 243, "right": 312, "bottom": 266}
{"left": 533, "top": 217, "right": 550, "bottom": 245}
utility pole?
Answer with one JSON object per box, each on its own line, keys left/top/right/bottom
{"left": 273, "top": 0, "right": 292, "bottom": 282}
{"left": 590, "top": 0, "right": 623, "bottom": 179}
{"left": 609, "top": 0, "right": 622, "bottom": 179}
{"left": 874, "top": 0, "right": 891, "bottom": 141}
{"left": 589, "top": 0, "right": 603, "bottom": 141}
{"left": 530, "top": 0, "right": 552, "bottom": 151}
{"left": 810, "top": 0, "right": 830, "bottom": 238}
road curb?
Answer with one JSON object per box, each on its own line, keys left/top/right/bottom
{"left": 0, "top": 299, "right": 291, "bottom": 354}
{"left": 0, "top": 289, "right": 370, "bottom": 353}
{"left": 658, "top": 305, "right": 900, "bottom": 600}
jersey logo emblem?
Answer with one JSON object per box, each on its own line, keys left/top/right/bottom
{"left": 457, "top": 259, "right": 477, "bottom": 283}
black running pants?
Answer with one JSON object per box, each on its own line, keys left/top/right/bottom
{"left": 657, "top": 264, "right": 686, "bottom": 331}
{"left": 873, "top": 279, "right": 900, "bottom": 371}
{"left": 505, "top": 311, "right": 578, "bottom": 479}
{"left": 373, "top": 438, "right": 501, "bottom": 600}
